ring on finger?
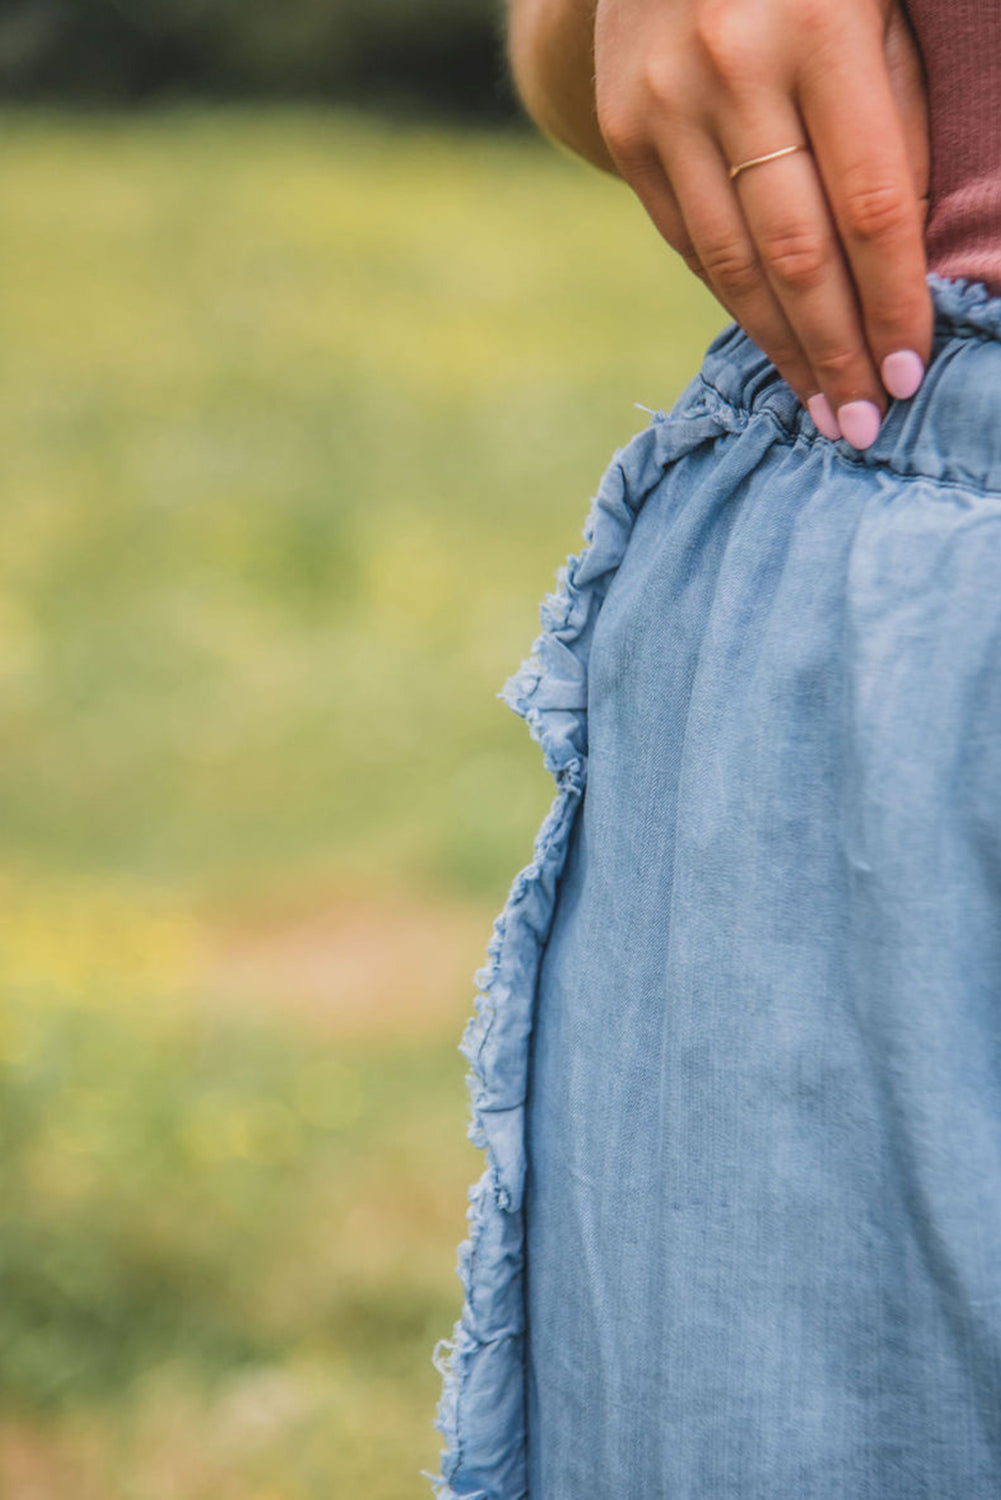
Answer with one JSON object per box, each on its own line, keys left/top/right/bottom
{"left": 728, "top": 143, "right": 810, "bottom": 181}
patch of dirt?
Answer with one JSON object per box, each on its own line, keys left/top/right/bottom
{"left": 199, "top": 891, "right": 494, "bottom": 1040}
{"left": 0, "top": 1421, "right": 99, "bottom": 1500}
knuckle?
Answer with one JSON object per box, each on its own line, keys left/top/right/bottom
{"left": 639, "top": 58, "right": 687, "bottom": 113}
{"left": 863, "top": 290, "right": 921, "bottom": 341}
{"left": 794, "top": 0, "right": 835, "bottom": 36}
{"left": 681, "top": 250, "right": 706, "bottom": 277}
{"left": 842, "top": 181, "right": 912, "bottom": 243}
{"left": 811, "top": 345, "right": 863, "bottom": 381}
{"left": 596, "top": 98, "right": 647, "bottom": 164}
{"left": 693, "top": 1, "right": 760, "bottom": 77}
{"left": 760, "top": 226, "right": 828, "bottom": 291}
{"left": 701, "top": 238, "right": 761, "bottom": 299}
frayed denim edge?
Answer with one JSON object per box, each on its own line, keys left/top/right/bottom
{"left": 426, "top": 394, "right": 736, "bottom": 1500}
{"left": 928, "top": 270, "right": 1001, "bottom": 342}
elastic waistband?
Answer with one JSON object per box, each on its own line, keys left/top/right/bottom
{"left": 696, "top": 273, "right": 1001, "bottom": 495}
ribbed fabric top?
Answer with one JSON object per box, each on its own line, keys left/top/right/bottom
{"left": 906, "top": 0, "right": 1001, "bottom": 293}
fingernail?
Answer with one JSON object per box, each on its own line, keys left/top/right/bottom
{"left": 807, "top": 393, "right": 841, "bottom": 441}
{"left": 837, "top": 400, "right": 882, "bottom": 451}
{"left": 881, "top": 349, "right": 924, "bottom": 401}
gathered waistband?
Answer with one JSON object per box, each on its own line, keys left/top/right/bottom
{"left": 697, "top": 273, "right": 1001, "bottom": 495}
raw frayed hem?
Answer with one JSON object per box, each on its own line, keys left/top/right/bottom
{"left": 427, "top": 389, "right": 740, "bottom": 1499}
{"left": 427, "top": 271, "right": 1001, "bottom": 1498}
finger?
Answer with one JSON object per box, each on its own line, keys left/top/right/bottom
{"left": 716, "top": 114, "right": 889, "bottom": 445}
{"left": 798, "top": 8, "right": 933, "bottom": 404}
{"left": 665, "top": 124, "right": 881, "bottom": 440}
{"left": 643, "top": 131, "right": 825, "bottom": 411}
{"left": 610, "top": 150, "right": 706, "bottom": 275}
{"left": 884, "top": 2, "right": 930, "bottom": 203}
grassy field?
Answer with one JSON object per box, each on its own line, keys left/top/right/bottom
{"left": 0, "top": 108, "right": 725, "bottom": 1496}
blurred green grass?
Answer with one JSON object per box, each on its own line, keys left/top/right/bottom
{"left": 0, "top": 107, "right": 725, "bottom": 1496}
{"left": 0, "top": 105, "right": 724, "bottom": 899}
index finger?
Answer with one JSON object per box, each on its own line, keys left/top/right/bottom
{"left": 798, "top": 11, "right": 933, "bottom": 401}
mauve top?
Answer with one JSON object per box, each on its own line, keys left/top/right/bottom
{"left": 906, "top": 0, "right": 1001, "bottom": 293}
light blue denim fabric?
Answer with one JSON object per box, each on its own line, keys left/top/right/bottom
{"left": 432, "top": 273, "right": 1001, "bottom": 1499}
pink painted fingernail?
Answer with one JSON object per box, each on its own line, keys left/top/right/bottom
{"left": 837, "top": 399, "right": 882, "bottom": 451}
{"left": 881, "top": 349, "right": 924, "bottom": 401}
{"left": 807, "top": 393, "right": 841, "bottom": 441}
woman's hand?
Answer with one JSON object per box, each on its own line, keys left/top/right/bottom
{"left": 593, "top": 0, "right": 931, "bottom": 446}
{"left": 510, "top": 0, "right": 932, "bottom": 449}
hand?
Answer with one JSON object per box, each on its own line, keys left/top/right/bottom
{"left": 593, "top": 0, "right": 932, "bottom": 448}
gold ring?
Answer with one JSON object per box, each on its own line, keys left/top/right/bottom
{"left": 728, "top": 143, "right": 809, "bottom": 181}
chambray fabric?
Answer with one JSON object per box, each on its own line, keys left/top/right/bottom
{"left": 432, "top": 273, "right": 1001, "bottom": 1499}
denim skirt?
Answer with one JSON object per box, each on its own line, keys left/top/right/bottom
{"left": 431, "top": 273, "right": 1001, "bottom": 1499}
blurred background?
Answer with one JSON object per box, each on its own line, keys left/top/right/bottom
{"left": 0, "top": 3, "right": 724, "bottom": 1496}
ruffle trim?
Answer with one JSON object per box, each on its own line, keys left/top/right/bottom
{"left": 427, "top": 268, "right": 1001, "bottom": 1500}
{"left": 428, "top": 390, "right": 735, "bottom": 1500}
{"left": 928, "top": 271, "right": 1001, "bottom": 342}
